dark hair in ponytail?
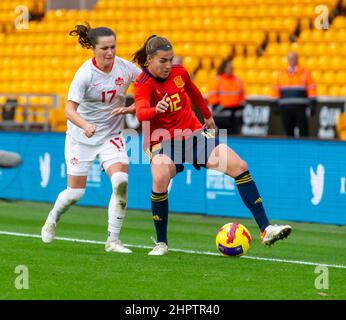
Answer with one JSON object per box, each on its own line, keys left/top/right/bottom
{"left": 132, "top": 35, "right": 173, "bottom": 68}
{"left": 69, "top": 22, "right": 116, "bottom": 49}
{"left": 217, "top": 59, "right": 232, "bottom": 75}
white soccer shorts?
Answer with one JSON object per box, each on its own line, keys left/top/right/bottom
{"left": 65, "top": 134, "right": 129, "bottom": 176}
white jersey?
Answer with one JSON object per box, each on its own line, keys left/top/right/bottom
{"left": 67, "top": 56, "right": 141, "bottom": 145}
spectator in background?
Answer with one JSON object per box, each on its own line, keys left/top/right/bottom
{"left": 272, "top": 51, "right": 317, "bottom": 137}
{"left": 207, "top": 59, "right": 245, "bottom": 135}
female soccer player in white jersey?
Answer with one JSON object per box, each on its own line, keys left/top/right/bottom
{"left": 41, "top": 23, "right": 141, "bottom": 253}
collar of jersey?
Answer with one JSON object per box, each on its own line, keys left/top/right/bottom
{"left": 143, "top": 68, "right": 167, "bottom": 82}
{"left": 92, "top": 57, "right": 115, "bottom": 74}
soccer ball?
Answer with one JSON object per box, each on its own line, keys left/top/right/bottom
{"left": 216, "top": 222, "right": 252, "bottom": 257}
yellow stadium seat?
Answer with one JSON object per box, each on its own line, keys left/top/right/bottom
{"left": 213, "top": 57, "right": 222, "bottom": 70}
{"left": 270, "top": 70, "right": 279, "bottom": 83}
{"left": 244, "top": 70, "right": 257, "bottom": 84}
{"left": 335, "top": 29, "right": 346, "bottom": 43}
{"left": 329, "top": 57, "right": 341, "bottom": 71}
{"left": 232, "top": 56, "right": 246, "bottom": 70}
{"left": 193, "top": 69, "right": 209, "bottom": 84}
{"left": 317, "top": 84, "right": 328, "bottom": 96}
{"left": 0, "top": 96, "right": 7, "bottom": 105}
{"left": 328, "top": 85, "right": 341, "bottom": 96}
{"left": 279, "top": 32, "right": 291, "bottom": 42}
{"left": 44, "top": 9, "right": 67, "bottom": 21}
{"left": 310, "top": 30, "right": 324, "bottom": 42}
{"left": 234, "top": 44, "right": 245, "bottom": 56}
{"left": 265, "top": 44, "right": 280, "bottom": 55}
{"left": 261, "top": 85, "right": 272, "bottom": 96}
{"left": 244, "top": 56, "right": 257, "bottom": 70}
{"left": 14, "top": 106, "right": 25, "bottom": 123}
{"left": 300, "top": 43, "right": 315, "bottom": 56}
{"left": 339, "top": 86, "right": 346, "bottom": 97}
{"left": 204, "top": 45, "right": 218, "bottom": 58}
{"left": 312, "top": 70, "right": 323, "bottom": 83}
{"left": 255, "top": 58, "right": 268, "bottom": 69}
{"left": 257, "top": 70, "right": 271, "bottom": 84}
{"left": 252, "top": 84, "right": 263, "bottom": 95}
{"left": 28, "top": 96, "right": 42, "bottom": 105}
{"left": 320, "top": 71, "right": 334, "bottom": 84}
{"left": 16, "top": 96, "right": 27, "bottom": 105}
{"left": 300, "top": 18, "right": 311, "bottom": 29}
{"left": 336, "top": 72, "right": 346, "bottom": 85}
{"left": 246, "top": 44, "right": 258, "bottom": 56}
{"left": 332, "top": 16, "right": 346, "bottom": 29}
{"left": 0, "top": 0, "right": 343, "bottom": 105}
{"left": 267, "top": 31, "right": 279, "bottom": 42}
{"left": 235, "top": 69, "right": 245, "bottom": 82}
{"left": 318, "top": 56, "right": 329, "bottom": 70}
{"left": 267, "top": 56, "right": 281, "bottom": 70}
{"left": 305, "top": 57, "right": 319, "bottom": 70}
{"left": 49, "top": 107, "right": 67, "bottom": 131}
{"left": 201, "top": 57, "right": 213, "bottom": 70}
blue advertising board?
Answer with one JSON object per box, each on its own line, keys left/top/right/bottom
{"left": 0, "top": 132, "right": 345, "bottom": 225}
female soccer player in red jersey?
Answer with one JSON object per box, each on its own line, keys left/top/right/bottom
{"left": 133, "top": 35, "right": 292, "bottom": 255}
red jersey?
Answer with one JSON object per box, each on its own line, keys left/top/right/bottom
{"left": 134, "top": 65, "right": 212, "bottom": 149}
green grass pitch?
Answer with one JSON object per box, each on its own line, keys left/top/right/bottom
{"left": 0, "top": 200, "right": 345, "bottom": 300}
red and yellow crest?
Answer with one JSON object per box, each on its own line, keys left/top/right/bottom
{"left": 174, "top": 76, "right": 184, "bottom": 88}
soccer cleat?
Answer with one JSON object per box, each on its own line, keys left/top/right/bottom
{"left": 41, "top": 221, "right": 57, "bottom": 243}
{"left": 148, "top": 242, "right": 168, "bottom": 256}
{"left": 261, "top": 224, "right": 292, "bottom": 246}
{"left": 105, "top": 239, "right": 132, "bottom": 253}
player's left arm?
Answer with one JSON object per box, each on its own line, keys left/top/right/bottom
{"left": 111, "top": 103, "right": 135, "bottom": 116}
{"left": 111, "top": 61, "right": 142, "bottom": 116}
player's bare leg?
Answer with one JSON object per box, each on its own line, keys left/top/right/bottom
{"left": 104, "top": 162, "right": 132, "bottom": 253}
{"left": 207, "top": 144, "right": 291, "bottom": 245}
{"left": 148, "top": 154, "right": 176, "bottom": 255}
{"left": 41, "top": 175, "right": 86, "bottom": 243}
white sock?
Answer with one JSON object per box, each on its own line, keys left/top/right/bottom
{"left": 107, "top": 172, "right": 128, "bottom": 241}
{"left": 47, "top": 187, "right": 85, "bottom": 223}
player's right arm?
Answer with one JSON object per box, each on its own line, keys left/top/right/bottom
{"left": 67, "top": 63, "right": 96, "bottom": 138}
{"left": 65, "top": 101, "right": 96, "bottom": 138}
{"left": 134, "top": 81, "right": 169, "bottom": 122}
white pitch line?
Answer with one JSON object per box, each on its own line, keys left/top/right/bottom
{"left": 1, "top": 230, "right": 346, "bottom": 270}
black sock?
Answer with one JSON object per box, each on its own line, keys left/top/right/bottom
{"left": 235, "top": 171, "right": 270, "bottom": 232}
{"left": 151, "top": 191, "right": 169, "bottom": 244}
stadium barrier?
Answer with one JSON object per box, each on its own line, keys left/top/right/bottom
{"left": 123, "top": 96, "right": 346, "bottom": 139}
{"left": 0, "top": 131, "right": 345, "bottom": 225}
{"left": 0, "top": 95, "right": 344, "bottom": 138}
{"left": 0, "top": 94, "right": 58, "bottom": 131}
